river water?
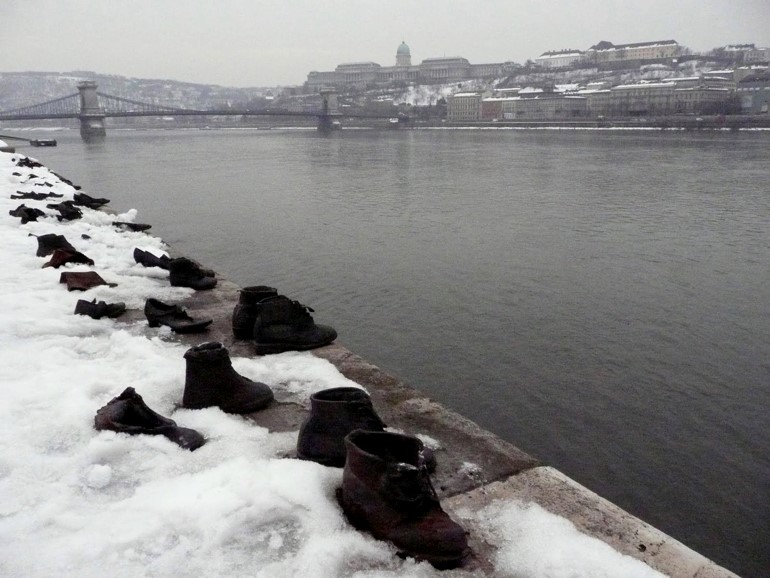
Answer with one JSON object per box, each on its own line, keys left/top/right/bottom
{"left": 22, "top": 127, "right": 770, "bottom": 576}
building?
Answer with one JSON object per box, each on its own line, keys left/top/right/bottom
{"left": 736, "top": 70, "right": 770, "bottom": 113}
{"left": 585, "top": 40, "right": 682, "bottom": 67}
{"left": 395, "top": 41, "right": 411, "bottom": 67}
{"left": 306, "top": 42, "right": 507, "bottom": 91}
{"left": 499, "top": 94, "right": 588, "bottom": 120}
{"left": 535, "top": 50, "right": 584, "bottom": 69}
{"left": 447, "top": 92, "right": 484, "bottom": 121}
{"left": 745, "top": 47, "right": 770, "bottom": 64}
{"left": 582, "top": 78, "right": 734, "bottom": 117}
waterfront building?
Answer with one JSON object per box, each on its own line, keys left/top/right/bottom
{"left": 736, "top": 70, "right": 770, "bottom": 113}
{"left": 446, "top": 92, "right": 485, "bottom": 121}
{"left": 498, "top": 94, "right": 588, "bottom": 120}
{"left": 450, "top": 90, "right": 589, "bottom": 122}
{"left": 585, "top": 40, "right": 683, "bottom": 66}
{"left": 305, "top": 42, "right": 507, "bottom": 91}
{"left": 535, "top": 49, "right": 584, "bottom": 69}
{"left": 581, "top": 78, "right": 734, "bottom": 117}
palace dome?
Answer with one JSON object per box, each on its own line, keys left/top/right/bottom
{"left": 397, "top": 41, "right": 410, "bottom": 55}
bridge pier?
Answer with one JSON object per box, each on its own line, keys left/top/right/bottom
{"left": 77, "top": 81, "right": 106, "bottom": 140}
{"left": 318, "top": 88, "right": 342, "bottom": 133}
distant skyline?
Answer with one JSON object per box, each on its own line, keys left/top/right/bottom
{"left": 2, "top": 0, "right": 769, "bottom": 87}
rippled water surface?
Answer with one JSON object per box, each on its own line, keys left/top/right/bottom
{"left": 29, "top": 127, "right": 770, "bottom": 576}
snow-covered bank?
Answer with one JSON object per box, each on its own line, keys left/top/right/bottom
{"left": 0, "top": 151, "right": 667, "bottom": 577}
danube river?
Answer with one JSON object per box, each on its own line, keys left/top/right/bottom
{"left": 23, "top": 127, "right": 770, "bottom": 576}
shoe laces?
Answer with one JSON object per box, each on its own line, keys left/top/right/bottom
{"left": 382, "top": 462, "right": 438, "bottom": 510}
{"left": 288, "top": 299, "right": 315, "bottom": 319}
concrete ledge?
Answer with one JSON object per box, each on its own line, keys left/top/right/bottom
{"left": 445, "top": 467, "right": 740, "bottom": 578}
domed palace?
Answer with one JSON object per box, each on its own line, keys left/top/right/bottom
{"left": 306, "top": 41, "right": 509, "bottom": 91}
{"left": 396, "top": 41, "right": 411, "bottom": 67}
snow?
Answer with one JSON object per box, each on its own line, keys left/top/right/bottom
{"left": 0, "top": 151, "right": 667, "bottom": 577}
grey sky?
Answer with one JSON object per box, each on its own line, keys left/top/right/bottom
{"left": 2, "top": 0, "right": 768, "bottom": 87}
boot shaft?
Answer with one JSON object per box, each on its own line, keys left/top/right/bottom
{"left": 341, "top": 429, "right": 469, "bottom": 568}
{"left": 183, "top": 341, "right": 274, "bottom": 413}
{"left": 345, "top": 430, "right": 424, "bottom": 486}
{"left": 309, "top": 387, "right": 386, "bottom": 430}
{"left": 184, "top": 341, "right": 232, "bottom": 372}
{"left": 232, "top": 286, "right": 278, "bottom": 339}
{"left": 297, "top": 388, "right": 386, "bottom": 466}
{"left": 238, "top": 285, "right": 278, "bottom": 305}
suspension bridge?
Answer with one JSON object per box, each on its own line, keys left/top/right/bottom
{"left": 0, "top": 82, "right": 392, "bottom": 139}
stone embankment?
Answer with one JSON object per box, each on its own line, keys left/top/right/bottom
{"left": 150, "top": 274, "right": 739, "bottom": 578}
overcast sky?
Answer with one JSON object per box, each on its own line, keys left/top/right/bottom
{"left": 2, "top": 0, "right": 768, "bottom": 87}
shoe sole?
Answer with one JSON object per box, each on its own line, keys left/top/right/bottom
{"left": 253, "top": 337, "right": 336, "bottom": 355}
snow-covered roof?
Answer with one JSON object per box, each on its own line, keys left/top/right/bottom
{"left": 589, "top": 40, "right": 678, "bottom": 52}
{"left": 537, "top": 50, "right": 583, "bottom": 58}
{"left": 611, "top": 83, "right": 675, "bottom": 90}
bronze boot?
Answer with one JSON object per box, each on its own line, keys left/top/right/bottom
{"left": 232, "top": 285, "right": 278, "bottom": 340}
{"left": 182, "top": 342, "right": 274, "bottom": 413}
{"left": 340, "top": 430, "right": 469, "bottom": 569}
{"left": 297, "top": 387, "right": 387, "bottom": 467}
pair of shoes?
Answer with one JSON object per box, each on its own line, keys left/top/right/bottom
{"left": 36, "top": 233, "right": 76, "bottom": 257}
{"left": 340, "top": 430, "right": 470, "bottom": 569}
{"left": 144, "top": 298, "right": 212, "bottom": 333}
{"left": 59, "top": 271, "right": 116, "bottom": 291}
{"left": 46, "top": 200, "right": 82, "bottom": 221}
{"left": 133, "top": 248, "right": 171, "bottom": 270}
{"left": 9, "top": 204, "right": 46, "bottom": 224}
{"left": 296, "top": 387, "right": 436, "bottom": 472}
{"left": 251, "top": 295, "right": 337, "bottom": 354}
{"left": 73, "top": 192, "right": 110, "bottom": 208}
{"left": 95, "top": 387, "right": 205, "bottom": 451}
{"left": 169, "top": 257, "right": 217, "bottom": 290}
{"left": 182, "top": 342, "right": 274, "bottom": 414}
{"left": 75, "top": 299, "right": 126, "bottom": 319}
{"left": 43, "top": 248, "right": 94, "bottom": 269}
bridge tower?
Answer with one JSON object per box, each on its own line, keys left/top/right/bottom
{"left": 318, "top": 88, "right": 342, "bottom": 132}
{"left": 77, "top": 81, "right": 106, "bottom": 140}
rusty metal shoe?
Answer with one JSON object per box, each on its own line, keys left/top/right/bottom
{"left": 169, "top": 257, "right": 217, "bottom": 290}
{"left": 36, "top": 233, "right": 76, "bottom": 257}
{"left": 94, "top": 387, "right": 205, "bottom": 451}
{"left": 253, "top": 295, "right": 337, "bottom": 354}
{"left": 59, "top": 271, "right": 116, "bottom": 291}
{"left": 182, "top": 342, "right": 274, "bottom": 414}
{"left": 133, "top": 248, "right": 171, "bottom": 270}
{"left": 9, "top": 204, "right": 46, "bottom": 224}
{"left": 144, "top": 298, "right": 212, "bottom": 333}
{"left": 43, "top": 248, "right": 94, "bottom": 269}
{"left": 340, "top": 430, "right": 469, "bottom": 569}
{"left": 297, "top": 387, "right": 387, "bottom": 467}
{"left": 73, "top": 191, "right": 110, "bottom": 208}
{"left": 75, "top": 299, "right": 126, "bottom": 319}
{"left": 115, "top": 221, "right": 151, "bottom": 232}
{"left": 46, "top": 200, "right": 82, "bottom": 221}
